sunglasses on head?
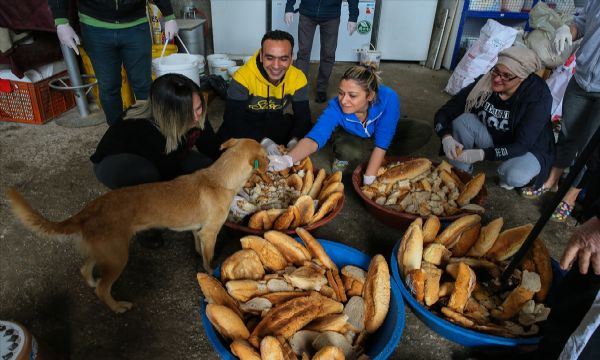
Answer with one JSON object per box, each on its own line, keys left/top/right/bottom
{"left": 490, "top": 67, "right": 518, "bottom": 82}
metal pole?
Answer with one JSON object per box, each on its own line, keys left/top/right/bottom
{"left": 60, "top": 44, "right": 90, "bottom": 117}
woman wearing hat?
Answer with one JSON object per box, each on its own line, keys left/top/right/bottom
{"left": 434, "top": 46, "right": 554, "bottom": 190}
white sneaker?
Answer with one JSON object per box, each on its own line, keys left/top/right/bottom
{"left": 499, "top": 182, "right": 514, "bottom": 190}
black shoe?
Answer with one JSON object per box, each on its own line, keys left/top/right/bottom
{"left": 315, "top": 91, "right": 327, "bottom": 103}
{"left": 137, "top": 229, "right": 164, "bottom": 249}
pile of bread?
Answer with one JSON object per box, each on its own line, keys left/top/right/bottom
{"left": 197, "top": 228, "right": 391, "bottom": 359}
{"left": 360, "top": 158, "right": 486, "bottom": 217}
{"left": 231, "top": 156, "right": 344, "bottom": 231}
{"left": 397, "top": 214, "right": 553, "bottom": 337}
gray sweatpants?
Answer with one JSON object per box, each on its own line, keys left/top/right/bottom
{"left": 295, "top": 15, "right": 340, "bottom": 93}
{"left": 450, "top": 113, "right": 541, "bottom": 187}
{"left": 555, "top": 78, "right": 600, "bottom": 168}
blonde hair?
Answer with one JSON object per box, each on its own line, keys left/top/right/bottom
{"left": 341, "top": 63, "right": 382, "bottom": 101}
{"left": 124, "top": 74, "right": 206, "bottom": 153}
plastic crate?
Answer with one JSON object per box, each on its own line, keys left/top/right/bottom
{"left": 0, "top": 71, "right": 76, "bottom": 125}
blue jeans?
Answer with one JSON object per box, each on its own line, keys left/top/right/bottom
{"left": 80, "top": 22, "right": 152, "bottom": 125}
{"left": 451, "top": 113, "right": 541, "bottom": 187}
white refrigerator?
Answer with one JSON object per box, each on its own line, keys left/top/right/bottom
{"left": 271, "top": 0, "right": 376, "bottom": 62}
{"left": 211, "top": 0, "right": 267, "bottom": 56}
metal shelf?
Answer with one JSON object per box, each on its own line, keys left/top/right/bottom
{"left": 465, "top": 10, "right": 530, "bottom": 19}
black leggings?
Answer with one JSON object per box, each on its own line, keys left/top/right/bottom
{"left": 93, "top": 151, "right": 212, "bottom": 189}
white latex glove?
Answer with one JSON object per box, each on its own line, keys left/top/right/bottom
{"left": 347, "top": 22, "right": 357, "bottom": 36}
{"left": 260, "top": 137, "right": 282, "bottom": 156}
{"left": 363, "top": 174, "right": 376, "bottom": 185}
{"left": 553, "top": 24, "right": 572, "bottom": 54}
{"left": 441, "top": 135, "right": 463, "bottom": 160}
{"left": 286, "top": 138, "right": 298, "bottom": 150}
{"left": 561, "top": 217, "right": 600, "bottom": 275}
{"left": 456, "top": 149, "right": 484, "bottom": 164}
{"left": 268, "top": 154, "right": 294, "bottom": 172}
{"left": 56, "top": 24, "right": 80, "bottom": 55}
{"left": 164, "top": 19, "right": 179, "bottom": 40}
{"left": 284, "top": 13, "right": 294, "bottom": 26}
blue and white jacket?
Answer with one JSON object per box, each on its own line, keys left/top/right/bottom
{"left": 305, "top": 85, "right": 400, "bottom": 150}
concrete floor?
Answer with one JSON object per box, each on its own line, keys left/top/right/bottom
{"left": 0, "top": 62, "right": 576, "bottom": 359}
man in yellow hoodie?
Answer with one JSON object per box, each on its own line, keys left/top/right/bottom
{"left": 217, "top": 30, "right": 311, "bottom": 147}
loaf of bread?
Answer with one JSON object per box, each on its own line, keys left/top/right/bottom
{"left": 263, "top": 230, "right": 311, "bottom": 265}
{"left": 240, "top": 235, "right": 288, "bottom": 271}
{"left": 206, "top": 304, "right": 250, "bottom": 340}
{"left": 486, "top": 223, "right": 533, "bottom": 261}
{"left": 221, "top": 249, "right": 265, "bottom": 282}
{"left": 378, "top": 158, "right": 432, "bottom": 184}
{"left": 457, "top": 173, "right": 485, "bottom": 206}
{"left": 296, "top": 227, "right": 338, "bottom": 271}
{"left": 363, "top": 254, "right": 391, "bottom": 333}
{"left": 196, "top": 272, "right": 242, "bottom": 318}
{"left": 466, "top": 217, "right": 504, "bottom": 257}
{"left": 447, "top": 262, "right": 476, "bottom": 313}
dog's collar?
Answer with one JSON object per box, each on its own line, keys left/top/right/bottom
{"left": 254, "top": 160, "right": 259, "bottom": 170}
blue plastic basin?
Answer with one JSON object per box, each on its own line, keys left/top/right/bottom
{"left": 200, "top": 239, "right": 405, "bottom": 359}
{"left": 391, "top": 239, "right": 564, "bottom": 347}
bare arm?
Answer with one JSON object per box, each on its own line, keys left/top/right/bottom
{"left": 288, "top": 138, "right": 319, "bottom": 163}
{"left": 364, "top": 147, "right": 386, "bottom": 177}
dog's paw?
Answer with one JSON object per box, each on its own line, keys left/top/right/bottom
{"left": 112, "top": 301, "right": 133, "bottom": 314}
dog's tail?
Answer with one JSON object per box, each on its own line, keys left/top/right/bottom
{"left": 7, "top": 188, "right": 81, "bottom": 237}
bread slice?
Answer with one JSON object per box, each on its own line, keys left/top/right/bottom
{"left": 323, "top": 170, "right": 343, "bottom": 189}
{"left": 379, "top": 158, "right": 432, "bottom": 184}
{"left": 240, "top": 235, "right": 288, "bottom": 271}
{"left": 230, "top": 340, "right": 261, "bottom": 360}
{"left": 289, "top": 330, "right": 320, "bottom": 356}
{"left": 206, "top": 303, "right": 250, "bottom": 340}
{"left": 287, "top": 173, "right": 303, "bottom": 191}
{"left": 318, "top": 182, "right": 344, "bottom": 204}
{"left": 293, "top": 195, "right": 315, "bottom": 227}
{"left": 225, "top": 279, "right": 268, "bottom": 302}
{"left": 312, "top": 331, "right": 354, "bottom": 359}
{"left": 435, "top": 159, "right": 453, "bottom": 174}
{"left": 262, "top": 291, "right": 310, "bottom": 305}
{"left": 457, "top": 173, "right": 485, "bottom": 206}
{"left": 447, "top": 262, "right": 476, "bottom": 313}
{"left": 283, "top": 265, "right": 328, "bottom": 291}
{"left": 305, "top": 314, "right": 351, "bottom": 333}
{"left": 248, "top": 210, "right": 269, "bottom": 230}
{"left": 450, "top": 222, "right": 481, "bottom": 256}
{"left": 467, "top": 217, "right": 504, "bottom": 257}
{"left": 398, "top": 217, "right": 423, "bottom": 277}
{"left": 239, "top": 297, "right": 273, "bottom": 315}
{"left": 343, "top": 295, "right": 366, "bottom": 332}
{"left": 260, "top": 336, "right": 285, "bottom": 360}
{"left": 310, "top": 191, "right": 343, "bottom": 224}
{"left": 301, "top": 169, "right": 314, "bottom": 195}
{"left": 264, "top": 230, "right": 311, "bottom": 265}
{"left": 422, "top": 243, "right": 451, "bottom": 266}
{"left": 273, "top": 206, "right": 296, "bottom": 230}
{"left": 406, "top": 268, "right": 426, "bottom": 304}
{"left": 423, "top": 215, "right": 441, "bottom": 244}
{"left": 341, "top": 265, "right": 366, "bottom": 297}
{"left": 491, "top": 270, "right": 540, "bottom": 320}
{"left": 423, "top": 266, "right": 443, "bottom": 306}
{"left": 308, "top": 168, "right": 327, "bottom": 199}
{"left": 221, "top": 249, "right": 265, "bottom": 282}
{"left": 530, "top": 238, "right": 553, "bottom": 302}
{"left": 196, "top": 273, "right": 242, "bottom": 318}
{"left": 435, "top": 214, "right": 481, "bottom": 247}
{"left": 295, "top": 227, "right": 338, "bottom": 271}
{"left": 486, "top": 223, "right": 533, "bottom": 261}
{"left": 363, "top": 254, "right": 391, "bottom": 333}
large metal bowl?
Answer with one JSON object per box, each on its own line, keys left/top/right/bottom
{"left": 352, "top": 156, "right": 487, "bottom": 230}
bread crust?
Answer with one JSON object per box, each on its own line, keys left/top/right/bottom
{"left": 310, "top": 191, "right": 343, "bottom": 224}
{"left": 451, "top": 223, "right": 481, "bottom": 257}
{"left": 294, "top": 195, "right": 315, "bottom": 227}
{"left": 457, "top": 173, "right": 485, "bottom": 206}
{"left": 312, "top": 346, "right": 345, "bottom": 360}
{"left": 295, "top": 227, "right": 338, "bottom": 271}
{"left": 379, "top": 158, "right": 432, "bottom": 184}
{"left": 486, "top": 223, "right": 533, "bottom": 261}
{"left": 240, "top": 235, "right": 288, "bottom": 271}
{"left": 435, "top": 214, "right": 481, "bottom": 247}
{"left": 308, "top": 169, "right": 327, "bottom": 199}
{"left": 287, "top": 173, "right": 303, "bottom": 191}
{"left": 398, "top": 217, "right": 423, "bottom": 277}
{"left": 363, "top": 254, "right": 391, "bottom": 333}
{"left": 301, "top": 169, "right": 314, "bottom": 195}
{"left": 531, "top": 238, "right": 553, "bottom": 302}
{"left": 230, "top": 340, "right": 262, "bottom": 360}
{"left": 273, "top": 206, "right": 296, "bottom": 230}
{"left": 318, "top": 182, "right": 344, "bottom": 204}
{"left": 221, "top": 249, "right": 265, "bottom": 282}
{"left": 197, "top": 272, "right": 242, "bottom": 318}
{"left": 260, "top": 336, "right": 285, "bottom": 360}
{"left": 423, "top": 215, "right": 441, "bottom": 244}
{"left": 467, "top": 217, "right": 504, "bottom": 257}
{"left": 264, "top": 230, "right": 311, "bottom": 265}
{"left": 323, "top": 170, "right": 343, "bottom": 189}
{"left": 447, "top": 262, "right": 476, "bottom": 313}
{"left": 422, "top": 243, "right": 451, "bottom": 266}
{"left": 206, "top": 303, "right": 250, "bottom": 340}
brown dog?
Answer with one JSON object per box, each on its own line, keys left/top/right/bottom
{"left": 7, "top": 138, "right": 267, "bottom": 313}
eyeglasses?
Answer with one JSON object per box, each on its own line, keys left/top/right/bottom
{"left": 490, "top": 67, "right": 517, "bottom": 82}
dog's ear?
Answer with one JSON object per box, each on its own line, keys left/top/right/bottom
{"left": 220, "top": 138, "right": 239, "bottom": 151}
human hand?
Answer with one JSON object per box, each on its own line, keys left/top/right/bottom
{"left": 363, "top": 174, "right": 376, "bottom": 185}
{"left": 347, "top": 22, "right": 357, "bottom": 36}
{"left": 56, "top": 24, "right": 80, "bottom": 55}
{"left": 260, "top": 137, "right": 282, "bottom": 156}
{"left": 553, "top": 24, "right": 572, "bottom": 54}
{"left": 286, "top": 137, "right": 298, "bottom": 150}
{"left": 268, "top": 154, "right": 294, "bottom": 172}
{"left": 164, "top": 19, "right": 179, "bottom": 40}
{"left": 284, "top": 13, "right": 294, "bottom": 26}
{"left": 456, "top": 149, "right": 484, "bottom": 164}
{"left": 560, "top": 217, "right": 600, "bottom": 275}
{"left": 441, "top": 135, "right": 463, "bottom": 160}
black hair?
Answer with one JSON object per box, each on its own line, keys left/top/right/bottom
{"left": 261, "top": 30, "right": 294, "bottom": 49}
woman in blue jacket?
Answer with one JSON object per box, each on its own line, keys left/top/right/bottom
{"left": 268, "top": 64, "right": 401, "bottom": 185}
{"left": 434, "top": 46, "right": 554, "bottom": 190}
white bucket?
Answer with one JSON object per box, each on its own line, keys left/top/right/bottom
{"left": 211, "top": 59, "right": 236, "bottom": 81}
{"left": 207, "top": 53, "right": 229, "bottom": 74}
{"left": 152, "top": 54, "right": 200, "bottom": 85}
{"left": 227, "top": 65, "right": 241, "bottom": 78}
{"left": 359, "top": 44, "right": 381, "bottom": 68}
{"left": 189, "top": 54, "right": 206, "bottom": 76}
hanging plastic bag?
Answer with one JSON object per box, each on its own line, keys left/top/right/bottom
{"left": 445, "top": 19, "right": 518, "bottom": 95}
{"left": 546, "top": 53, "right": 576, "bottom": 123}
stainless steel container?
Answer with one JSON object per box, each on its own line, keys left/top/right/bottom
{"left": 175, "top": 19, "right": 206, "bottom": 55}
